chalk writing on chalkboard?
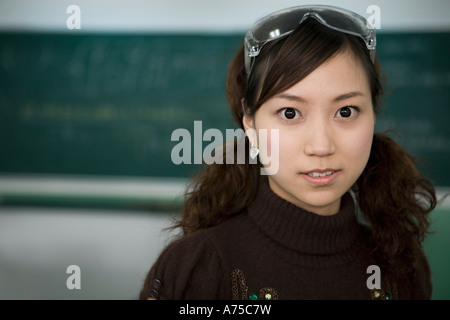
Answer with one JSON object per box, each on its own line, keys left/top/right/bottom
{"left": 0, "top": 32, "right": 449, "bottom": 185}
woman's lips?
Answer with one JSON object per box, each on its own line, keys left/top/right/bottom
{"left": 300, "top": 169, "right": 341, "bottom": 186}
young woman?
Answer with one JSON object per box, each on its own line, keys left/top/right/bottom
{"left": 140, "top": 5, "right": 437, "bottom": 300}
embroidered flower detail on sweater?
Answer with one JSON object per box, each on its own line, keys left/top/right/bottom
{"left": 231, "top": 268, "right": 279, "bottom": 300}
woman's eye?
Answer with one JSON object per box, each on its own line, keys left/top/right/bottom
{"left": 336, "top": 106, "right": 360, "bottom": 118}
{"left": 280, "top": 108, "right": 300, "bottom": 120}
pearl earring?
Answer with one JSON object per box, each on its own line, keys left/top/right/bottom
{"left": 250, "top": 143, "right": 259, "bottom": 160}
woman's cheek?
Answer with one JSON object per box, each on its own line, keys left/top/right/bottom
{"left": 346, "top": 126, "right": 374, "bottom": 168}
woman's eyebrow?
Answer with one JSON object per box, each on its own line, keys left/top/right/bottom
{"left": 275, "top": 91, "right": 365, "bottom": 103}
{"left": 334, "top": 91, "right": 365, "bottom": 102}
{"left": 275, "top": 93, "right": 306, "bottom": 103}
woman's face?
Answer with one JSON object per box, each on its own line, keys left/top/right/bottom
{"left": 243, "top": 50, "right": 375, "bottom": 215}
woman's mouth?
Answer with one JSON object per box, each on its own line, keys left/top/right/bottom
{"left": 301, "top": 169, "right": 341, "bottom": 186}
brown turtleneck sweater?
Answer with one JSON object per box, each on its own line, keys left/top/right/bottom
{"left": 140, "top": 183, "right": 432, "bottom": 300}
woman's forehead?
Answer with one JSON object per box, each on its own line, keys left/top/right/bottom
{"left": 278, "top": 51, "right": 371, "bottom": 100}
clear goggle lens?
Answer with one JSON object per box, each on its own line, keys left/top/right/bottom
{"left": 244, "top": 5, "right": 376, "bottom": 77}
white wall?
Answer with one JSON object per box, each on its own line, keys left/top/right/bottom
{"left": 0, "top": 207, "right": 179, "bottom": 299}
{"left": 0, "top": 0, "right": 449, "bottom": 33}
{"left": 0, "top": 176, "right": 185, "bottom": 299}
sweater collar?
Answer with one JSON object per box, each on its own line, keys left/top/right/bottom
{"left": 247, "top": 182, "right": 360, "bottom": 255}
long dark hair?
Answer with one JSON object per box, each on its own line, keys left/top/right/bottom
{"left": 175, "top": 19, "right": 437, "bottom": 279}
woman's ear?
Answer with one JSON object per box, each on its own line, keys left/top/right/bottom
{"left": 241, "top": 98, "right": 257, "bottom": 146}
{"left": 241, "top": 98, "right": 253, "bottom": 131}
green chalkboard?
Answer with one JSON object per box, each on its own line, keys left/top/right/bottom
{"left": 0, "top": 32, "right": 449, "bottom": 185}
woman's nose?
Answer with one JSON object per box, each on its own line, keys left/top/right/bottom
{"left": 303, "top": 120, "right": 336, "bottom": 157}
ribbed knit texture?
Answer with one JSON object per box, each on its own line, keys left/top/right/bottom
{"left": 246, "top": 182, "right": 361, "bottom": 267}
{"left": 140, "top": 181, "right": 432, "bottom": 300}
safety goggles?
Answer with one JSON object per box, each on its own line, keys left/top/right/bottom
{"left": 244, "top": 5, "right": 376, "bottom": 78}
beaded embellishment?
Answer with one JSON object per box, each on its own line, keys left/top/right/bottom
{"left": 231, "top": 269, "right": 279, "bottom": 300}
{"left": 231, "top": 268, "right": 398, "bottom": 300}
{"left": 148, "top": 278, "right": 166, "bottom": 300}
{"left": 369, "top": 279, "right": 398, "bottom": 300}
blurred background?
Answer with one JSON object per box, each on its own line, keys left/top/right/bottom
{"left": 0, "top": 0, "right": 449, "bottom": 299}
